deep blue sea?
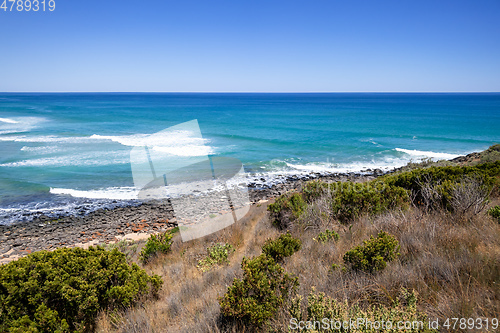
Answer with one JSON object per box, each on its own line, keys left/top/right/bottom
{"left": 1, "top": 93, "right": 499, "bottom": 224}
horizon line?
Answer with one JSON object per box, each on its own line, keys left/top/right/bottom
{"left": 1, "top": 91, "right": 500, "bottom": 94}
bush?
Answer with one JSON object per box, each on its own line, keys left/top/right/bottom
{"left": 270, "top": 181, "right": 409, "bottom": 228}
{"left": 330, "top": 181, "right": 409, "bottom": 223}
{"left": 197, "top": 243, "right": 235, "bottom": 272}
{"left": 289, "top": 287, "right": 436, "bottom": 332}
{"left": 139, "top": 230, "right": 174, "bottom": 264}
{"left": 262, "top": 232, "right": 302, "bottom": 262}
{"left": 449, "top": 174, "right": 490, "bottom": 217}
{"left": 218, "top": 254, "right": 299, "bottom": 327}
{"left": 479, "top": 144, "right": 500, "bottom": 163}
{"left": 105, "top": 239, "right": 138, "bottom": 261}
{"left": 343, "top": 231, "right": 400, "bottom": 273}
{"left": 383, "top": 162, "right": 500, "bottom": 211}
{"left": 0, "top": 246, "right": 162, "bottom": 333}
{"left": 316, "top": 229, "right": 339, "bottom": 243}
{"left": 302, "top": 180, "right": 330, "bottom": 203}
{"left": 488, "top": 205, "right": 500, "bottom": 222}
{"left": 268, "top": 192, "right": 307, "bottom": 229}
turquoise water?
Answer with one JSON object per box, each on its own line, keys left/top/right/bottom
{"left": 1, "top": 93, "right": 499, "bottom": 224}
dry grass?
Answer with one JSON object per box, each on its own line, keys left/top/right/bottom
{"left": 96, "top": 192, "right": 500, "bottom": 333}
{"left": 96, "top": 203, "right": 279, "bottom": 333}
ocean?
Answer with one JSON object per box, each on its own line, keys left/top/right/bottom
{"left": 1, "top": 93, "right": 499, "bottom": 224}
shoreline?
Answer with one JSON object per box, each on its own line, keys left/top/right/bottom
{"left": 0, "top": 148, "right": 486, "bottom": 264}
{"left": 0, "top": 171, "right": 376, "bottom": 264}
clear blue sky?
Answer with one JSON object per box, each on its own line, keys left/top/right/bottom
{"left": 1, "top": 0, "right": 499, "bottom": 92}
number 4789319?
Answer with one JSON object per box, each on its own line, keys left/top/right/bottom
{"left": 1, "top": 0, "right": 55, "bottom": 11}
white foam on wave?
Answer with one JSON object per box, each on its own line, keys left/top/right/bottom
{"left": 252, "top": 147, "right": 468, "bottom": 186}
{"left": 0, "top": 204, "right": 79, "bottom": 214}
{"left": 0, "top": 117, "right": 19, "bottom": 124}
{"left": 91, "top": 130, "right": 214, "bottom": 157}
{"left": 50, "top": 187, "right": 139, "bottom": 200}
{"left": 20, "top": 145, "right": 66, "bottom": 153}
{"left": 0, "top": 151, "right": 129, "bottom": 167}
{"left": 252, "top": 148, "right": 466, "bottom": 185}
{"left": 0, "top": 116, "right": 45, "bottom": 135}
{"left": 0, "top": 135, "right": 99, "bottom": 143}
{"left": 284, "top": 159, "right": 408, "bottom": 175}
{"left": 359, "top": 138, "right": 381, "bottom": 146}
{"left": 395, "top": 148, "right": 461, "bottom": 160}
{"left": 0, "top": 130, "right": 215, "bottom": 157}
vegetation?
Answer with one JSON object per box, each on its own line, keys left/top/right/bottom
{"left": 343, "top": 231, "right": 400, "bottom": 273}
{"left": 139, "top": 230, "right": 174, "bottom": 264}
{"left": 105, "top": 239, "right": 138, "bottom": 262}
{"left": 268, "top": 160, "right": 500, "bottom": 229}
{"left": 488, "top": 205, "right": 500, "bottom": 222}
{"left": 329, "top": 181, "right": 410, "bottom": 223}
{"left": 197, "top": 243, "right": 235, "bottom": 272}
{"left": 0, "top": 246, "right": 162, "bottom": 333}
{"left": 218, "top": 254, "right": 299, "bottom": 327}
{"left": 4, "top": 144, "right": 491, "bottom": 332}
{"left": 382, "top": 161, "right": 500, "bottom": 212}
{"left": 478, "top": 143, "right": 500, "bottom": 164}
{"left": 262, "top": 232, "right": 302, "bottom": 262}
{"left": 316, "top": 229, "right": 339, "bottom": 243}
{"left": 302, "top": 179, "right": 330, "bottom": 202}
{"left": 289, "top": 287, "right": 436, "bottom": 332}
{"left": 268, "top": 191, "right": 307, "bottom": 229}
{"left": 269, "top": 180, "right": 409, "bottom": 225}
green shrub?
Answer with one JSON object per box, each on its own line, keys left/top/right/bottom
{"left": 0, "top": 246, "right": 162, "bottom": 333}
{"left": 268, "top": 192, "right": 307, "bottom": 229}
{"left": 270, "top": 181, "right": 409, "bottom": 228}
{"left": 218, "top": 254, "right": 299, "bottom": 327}
{"left": 289, "top": 287, "right": 436, "bottom": 332}
{"left": 302, "top": 180, "right": 330, "bottom": 202}
{"left": 105, "top": 239, "right": 138, "bottom": 261}
{"left": 139, "top": 230, "right": 174, "bottom": 264}
{"left": 479, "top": 144, "right": 500, "bottom": 163}
{"left": 488, "top": 205, "right": 500, "bottom": 222}
{"left": 343, "top": 231, "right": 400, "bottom": 273}
{"left": 262, "top": 232, "right": 302, "bottom": 262}
{"left": 330, "top": 181, "right": 409, "bottom": 223}
{"left": 316, "top": 229, "right": 340, "bottom": 243}
{"left": 197, "top": 243, "right": 235, "bottom": 272}
{"left": 382, "top": 162, "right": 500, "bottom": 211}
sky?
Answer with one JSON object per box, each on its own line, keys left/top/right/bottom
{"left": 0, "top": 0, "right": 499, "bottom": 92}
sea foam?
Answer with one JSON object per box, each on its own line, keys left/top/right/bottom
{"left": 91, "top": 131, "right": 214, "bottom": 157}
{"left": 394, "top": 148, "right": 461, "bottom": 160}
{"left": 50, "top": 187, "right": 139, "bottom": 200}
{"left": 0, "top": 116, "right": 45, "bottom": 135}
{"left": 0, "top": 117, "right": 19, "bottom": 124}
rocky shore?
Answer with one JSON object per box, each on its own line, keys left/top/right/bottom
{"left": 10, "top": 140, "right": 494, "bottom": 264}
{"left": 0, "top": 171, "right": 378, "bottom": 264}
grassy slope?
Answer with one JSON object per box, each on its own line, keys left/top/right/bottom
{"left": 94, "top": 148, "right": 500, "bottom": 332}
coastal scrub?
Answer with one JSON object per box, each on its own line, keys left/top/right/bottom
{"left": 343, "top": 231, "right": 400, "bottom": 273}
{"left": 139, "top": 230, "right": 174, "bottom": 264}
{"left": 218, "top": 254, "right": 299, "bottom": 327}
{"left": 0, "top": 246, "right": 162, "bottom": 333}
{"left": 197, "top": 243, "right": 235, "bottom": 272}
